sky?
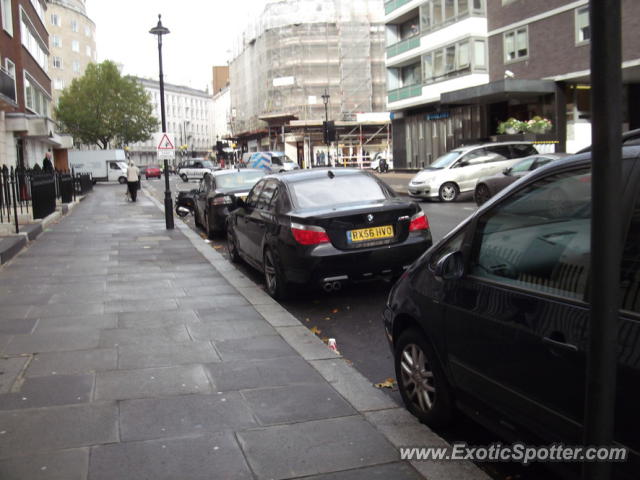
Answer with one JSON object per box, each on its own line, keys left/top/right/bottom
{"left": 86, "top": 0, "right": 268, "bottom": 92}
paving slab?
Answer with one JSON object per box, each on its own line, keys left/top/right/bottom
{"left": 236, "top": 416, "right": 399, "bottom": 480}
{"left": 117, "top": 341, "right": 220, "bottom": 369}
{"left": 195, "top": 305, "right": 264, "bottom": 323}
{"left": 298, "top": 463, "right": 423, "bottom": 480}
{"left": 3, "top": 331, "right": 100, "bottom": 355}
{"left": 0, "top": 402, "right": 118, "bottom": 459}
{"left": 95, "top": 364, "right": 212, "bottom": 401}
{"left": 89, "top": 432, "right": 252, "bottom": 480}
{"left": 187, "top": 318, "right": 277, "bottom": 342}
{"left": 33, "top": 313, "right": 117, "bottom": 332}
{"left": 242, "top": 382, "right": 356, "bottom": 426}
{"left": 0, "top": 318, "right": 37, "bottom": 335}
{"left": 26, "top": 348, "right": 117, "bottom": 377}
{"left": 0, "top": 357, "right": 28, "bottom": 393}
{"left": 119, "top": 392, "right": 257, "bottom": 442}
{"left": 311, "top": 358, "right": 397, "bottom": 412}
{"left": 98, "top": 325, "right": 190, "bottom": 348}
{"left": 213, "top": 334, "right": 298, "bottom": 361}
{"left": 0, "top": 374, "right": 93, "bottom": 410}
{"left": 0, "top": 448, "right": 88, "bottom": 480}
{"left": 204, "top": 355, "right": 324, "bottom": 391}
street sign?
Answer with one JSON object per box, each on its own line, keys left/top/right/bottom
{"left": 155, "top": 132, "right": 175, "bottom": 160}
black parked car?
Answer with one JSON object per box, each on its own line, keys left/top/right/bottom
{"left": 384, "top": 147, "right": 640, "bottom": 479}
{"left": 474, "top": 153, "right": 568, "bottom": 206}
{"left": 226, "top": 169, "right": 432, "bottom": 299}
{"left": 194, "top": 169, "right": 265, "bottom": 238}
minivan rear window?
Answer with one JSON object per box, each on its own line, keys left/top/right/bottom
{"left": 291, "top": 175, "right": 387, "bottom": 208}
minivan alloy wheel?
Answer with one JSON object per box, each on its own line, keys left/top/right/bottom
{"left": 439, "top": 182, "right": 458, "bottom": 202}
{"left": 400, "top": 343, "right": 436, "bottom": 413}
{"left": 395, "top": 328, "right": 453, "bottom": 427}
{"left": 475, "top": 183, "right": 491, "bottom": 206}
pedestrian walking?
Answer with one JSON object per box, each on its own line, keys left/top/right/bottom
{"left": 126, "top": 161, "right": 140, "bottom": 202}
{"left": 42, "top": 151, "right": 54, "bottom": 173}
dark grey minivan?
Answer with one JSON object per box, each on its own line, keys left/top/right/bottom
{"left": 385, "top": 147, "right": 640, "bottom": 478}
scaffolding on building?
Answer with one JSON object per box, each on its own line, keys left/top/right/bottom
{"left": 229, "top": 0, "right": 388, "bottom": 166}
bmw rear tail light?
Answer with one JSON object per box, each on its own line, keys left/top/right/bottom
{"left": 409, "top": 211, "right": 429, "bottom": 231}
{"left": 211, "top": 196, "right": 232, "bottom": 206}
{"left": 291, "top": 223, "right": 330, "bottom": 245}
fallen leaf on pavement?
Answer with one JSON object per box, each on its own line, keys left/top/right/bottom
{"left": 321, "top": 337, "right": 329, "bottom": 343}
{"left": 331, "top": 308, "right": 339, "bottom": 314}
{"left": 213, "top": 245, "right": 222, "bottom": 250}
{"left": 324, "top": 317, "right": 331, "bottom": 321}
{"left": 310, "top": 326, "right": 321, "bottom": 335}
{"left": 374, "top": 378, "right": 396, "bottom": 389}
{"left": 305, "top": 318, "right": 310, "bottom": 323}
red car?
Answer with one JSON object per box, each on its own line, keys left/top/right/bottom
{"left": 145, "top": 165, "right": 162, "bottom": 179}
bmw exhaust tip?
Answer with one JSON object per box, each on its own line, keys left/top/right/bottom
{"left": 322, "top": 282, "right": 334, "bottom": 293}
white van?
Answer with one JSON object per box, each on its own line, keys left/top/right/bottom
{"left": 68, "top": 149, "right": 128, "bottom": 183}
{"left": 408, "top": 142, "right": 538, "bottom": 202}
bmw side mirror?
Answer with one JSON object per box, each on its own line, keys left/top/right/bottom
{"left": 503, "top": 168, "right": 511, "bottom": 175}
{"left": 434, "top": 251, "right": 464, "bottom": 280}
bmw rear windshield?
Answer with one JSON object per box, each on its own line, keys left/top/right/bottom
{"left": 215, "top": 171, "right": 264, "bottom": 189}
{"left": 290, "top": 174, "right": 389, "bottom": 209}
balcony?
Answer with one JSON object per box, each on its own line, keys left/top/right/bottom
{"left": 386, "top": 35, "right": 420, "bottom": 58}
{"left": 384, "top": 0, "right": 413, "bottom": 15}
{"left": 0, "top": 67, "right": 17, "bottom": 104}
{"left": 388, "top": 84, "right": 423, "bottom": 103}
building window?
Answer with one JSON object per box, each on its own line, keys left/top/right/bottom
{"left": 50, "top": 13, "right": 60, "bottom": 26}
{"left": 1, "top": 0, "right": 13, "bottom": 35}
{"left": 401, "top": 63, "right": 421, "bottom": 87}
{"left": 21, "top": 9, "right": 48, "bottom": 72}
{"left": 399, "top": 17, "right": 420, "bottom": 41}
{"left": 504, "top": 27, "right": 528, "bottom": 63}
{"left": 52, "top": 35, "right": 61, "bottom": 47}
{"left": 72, "top": 61, "right": 80, "bottom": 73}
{"left": 419, "top": 0, "right": 484, "bottom": 35}
{"left": 86, "top": 45, "right": 91, "bottom": 56}
{"left": 52, "top": 56, "right": 63, "bottom": 69}
{"left": 422, "top": 38, "right": 485, "bottom": 84}
{"left": 24, "top": 73, "right": 50, "bottom": 117}
{"left": 29, "top": 0, "right": 43, "bottom": 21}
{"left": 53, "top": 78, "right": 65, "bottom": 90}
{"left": 84, "top": 25, "right": 90, "bottom": 36}
{"left": 70, "top": 19, "right": 78, "bottom": 32}
{"left": 71, "top": 40, "right": 79, "bottom": 52}
{"left": 575, "top": 7, "right": 590, "bottom": 44}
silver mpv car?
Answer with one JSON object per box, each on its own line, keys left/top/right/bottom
{"left": 408, "top": 142, "right": 539, "bottom": 202}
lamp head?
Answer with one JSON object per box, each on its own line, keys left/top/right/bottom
{"left": 149, "top": 14, "right": 170, "bottom": 36}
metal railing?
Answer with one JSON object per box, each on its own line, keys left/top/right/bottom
{"left": 0, "top": 166, "right": 91, "bottom": 234}
{"left": 386, "top": 35, "right": 420, "bottom": 58}
{"left": 384, "top": 0, "right": 413, "bottom": 15}
{"left": 388, "top": 83, "right": 423, "bottom": 103}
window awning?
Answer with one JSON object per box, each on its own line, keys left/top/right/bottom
{"left": 441, "top": 79, "right": 557, "bottom": 105}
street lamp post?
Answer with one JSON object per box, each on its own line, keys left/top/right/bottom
{"left": 150, "top": 14, "right": 174, "bottom": 230}
{"left": 321, "top": 89, "right": 330, "bottom": 146}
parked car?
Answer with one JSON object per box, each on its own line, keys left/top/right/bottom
{"left": 384, "top": 147, "right": 640, "bottom": 479}
{"left": 408, "top": 142, "right": 538, "bottom": 202}
{"left": 194, "top": 169, "right": 266, "bottom": 238}
{"left": 176, "top": 159, "right": 216, "bottom": 182}
{"left": 145, "top": 165, "right": 162, "bottom": 179}
{"left": 474, "top": 153, "right": 568, "bottom": 205}
{"left": 577, "top": 128, "right": 640, "bottom": 153}
{"left": 246, "top": 151, "right": 300, "bottom": 173}
{"left": 370, "top": 152, "right": 394, "bottom": 172}
{"left": 226, "top": 169, "right": 432, "bottom": 299}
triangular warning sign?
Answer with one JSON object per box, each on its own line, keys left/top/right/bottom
{"left": 157, "top": 133, "right": 174, "bottom": 150}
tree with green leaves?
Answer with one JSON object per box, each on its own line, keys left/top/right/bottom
{"left": 55, "top": 61, "right": 158, "bottom": 149}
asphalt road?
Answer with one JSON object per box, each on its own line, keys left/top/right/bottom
{"left": 144, "top": 173, "right": 560, "bottom": 480}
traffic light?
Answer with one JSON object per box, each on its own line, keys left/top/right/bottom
{"left": 323, "top": 121, "right": 336, "bottom": 144}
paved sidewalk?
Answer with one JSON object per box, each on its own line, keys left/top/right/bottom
{"left": 0, "top": 184, "right": 486, "bottom": 480}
